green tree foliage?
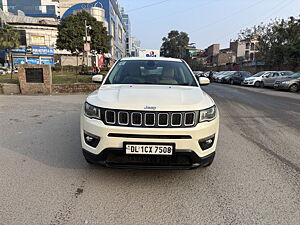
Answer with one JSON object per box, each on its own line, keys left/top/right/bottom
{"left": 56, "top": 10, "right": 111, "bottom": 56}
{"left": 0, "top": 24, "right": 20, "bottom": 79}
{"left": 239, "top": 16, "right": 300, "bottom": 69}
{"left": 160, "top": 30, "right": 189, "bottom": 59}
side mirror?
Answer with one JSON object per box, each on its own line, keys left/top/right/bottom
{"left": 199, "top": 77, "right": 210, "bottom": 86}
{"left": 92, "top": 75, "right": 103, "bottom": 83}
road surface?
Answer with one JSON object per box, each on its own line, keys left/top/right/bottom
{"left": 0, "top": 84, "right": 299, "bottom": 225}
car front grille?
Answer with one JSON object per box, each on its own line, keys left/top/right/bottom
{"left": 101, "top": 108, "right": 199, "bottom": 128}
{"left": 275, "top": 81, "right": 281, "bottom": 84}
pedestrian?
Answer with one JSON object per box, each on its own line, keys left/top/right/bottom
{"left": 209, "top": 70, "right": 213, "bottom": 81}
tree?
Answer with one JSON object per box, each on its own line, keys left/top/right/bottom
{"left": 0, "top": 24, "right": 20, "bottom": 79}
{"left": 160, "top": 30, "right": 190, "bottom": 59}
{"left": 56, "top": 10, "right": 111, "bottom": 73}
{"left": 239, "top": 16, "right": 300, "bottom": 70}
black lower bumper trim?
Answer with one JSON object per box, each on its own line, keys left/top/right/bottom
{"left": 83, "top": 148, "right": 215, "bottom": 170}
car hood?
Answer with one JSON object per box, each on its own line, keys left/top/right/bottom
{"left": 86, "top": 85, "right": 215, "bottom": 111}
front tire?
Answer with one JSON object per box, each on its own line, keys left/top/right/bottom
{"left": 229, "top": 79, "right": 234, "bottom": 85}
{"left": 254, "top": 81, "right": 260, "bottom": 87}
{"left": 260, "top": 82, "right": 265, "bottom": 88}
{"left": 289, "top": 84, "right": 299, "bottom": 93}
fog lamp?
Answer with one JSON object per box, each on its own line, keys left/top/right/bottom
{"left": 199, "top": 135, "right": 215, "bottom": 150}
{"left": 84, "top": 131, "right": 100, "bottom": 148}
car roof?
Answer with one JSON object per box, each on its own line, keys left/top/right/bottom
{"left": 120, "top": 57, "right": 182, "bottom": 62}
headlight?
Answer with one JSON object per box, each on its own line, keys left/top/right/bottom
{"left": 84, "top": 102, "right": 101, "bottom": 119}
{"left": 199, "top": 106, "right": 217, "bottom": 123}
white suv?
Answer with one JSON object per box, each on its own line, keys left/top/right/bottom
{"left": 80, "top": 58, "right": 219, "bottom": 169}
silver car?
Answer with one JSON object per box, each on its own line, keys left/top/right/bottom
{"left": 261, "top": 71, "right": 294, "bottom": 88}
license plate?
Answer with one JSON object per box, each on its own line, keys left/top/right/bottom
{"left": 124, "top": 143, "right": 175, "bottom": 155}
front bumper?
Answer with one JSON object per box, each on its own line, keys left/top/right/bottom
{"left": 80, "top": 111, "right": 219, "bottom": 168}
{"left": 83, "top": 148, "right": 215, "bottom": 169}
{"left": 242, "top": 80, "right": 255, "bottom": 86}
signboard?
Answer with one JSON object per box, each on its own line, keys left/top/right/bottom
{"left": 11, "top": 47, "right": 26, "bottom": 54}
{"left": 11, "top": 46, "right": 55, "bottom": 56}
{"left": 139, "top": 49, "right": 160, "bottom": 58}
{"left": 84, "top": 43, "right": 91, "bottom": 52}
{"left": 32, "top": 46, "right": 55, "bottom": 56}
{"left": 13, "top": 57, "right": 54, "bottom": 66}
{"left": 25, "top": 68, "right": 44, "bottom": 83}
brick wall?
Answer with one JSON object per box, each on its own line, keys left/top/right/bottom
{"left": 18, "top": 65, "right": 52, "bottom": 95}
{"left": 52, "top": 83, "right": 101, "bottom": 94}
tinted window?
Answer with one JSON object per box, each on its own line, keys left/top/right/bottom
{"left": 105, "top": 60, "right": 198, "bottom": 86}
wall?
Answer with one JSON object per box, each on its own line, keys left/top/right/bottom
{"left": 52, "top": 83, "right": 100, "bottom": 93}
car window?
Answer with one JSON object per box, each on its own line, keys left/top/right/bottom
{"left": 104, "top": 60, "right": 198, "bottom": 86}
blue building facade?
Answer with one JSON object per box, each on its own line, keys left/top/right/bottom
{"left": 61, "top": 0, "right": 126, "bottom": 60}
{"left": 0, "top": 0, "right": 59, "bottom": 18}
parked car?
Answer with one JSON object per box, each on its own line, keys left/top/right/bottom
{"left": 212, "top": 71, "right": 226, "bottom": 82}
{"left": 242, "top": 71, "right": 273, "bottom": 87}
{"left": 261, "top": 71, "right": 294, "bottom": 88}
{"left": 81, "top": 57, "right": 220, "bottom": 169}
{"left": 215, "top": 71, "right": 231, "bottom": 83}
{"left": 193, "top": 71, "right": 204, "bottom": 78}
{"left": 220, "top": 71, "right": 237, "bottom": 83}
{"left": 0, "top": 68, "right": 5, "bottom": 75}
{"left": 274, "top": 72, "right": 300, "bottom": 92}
{"left": 228, "top": 71, "right": 252, "bottom": 85}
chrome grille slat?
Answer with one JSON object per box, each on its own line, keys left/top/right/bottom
{"left": 184, "top": 112, "right": 195, "bottom": 126}
{"left": 158, "top": 113, "right": 169, "bottom": 127}
{"left": 145, "top": 113, "right": 155, "bottom": 126}
{"left": 105, "top": 110, "right": 116, "bottom": 125}
{"left": 118, "top": 111, "right": 129, "bottom": 125}
{"left": 171, "top": 113, "right": 182, "bottom": 127}
{"left": 103, "top": 109, "right": 197, "bottom": 128}
{"left": 131, "top": 112, "right": 142, "bottom": 126}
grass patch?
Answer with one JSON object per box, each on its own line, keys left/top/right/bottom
{"left": 0, "top": 73, "right": 19, "bottom": 84}
{"left": 52, "top": 71, "right": 94, "bottom": 84}
{"left": 0, "top": 71, "right": 107, "bottom": 84}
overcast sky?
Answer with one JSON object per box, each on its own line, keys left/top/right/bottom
{"left": 120, "top": 0, "right": 300, "bottom": 50}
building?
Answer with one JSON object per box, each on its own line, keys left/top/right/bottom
{"left": 59, "top": 0, "right": 126, "bottom": 60}
{"left": 0, "top": 10, "right": 58, "bottom": 67}
{"left": 121, "top": 8, "right": 131, "bottom": 57}
{"left": 230, "top": 35, "right": 260, "bottom": 63}
{"left": 131, "top": 37, "right": 141, "bottom": 57}
{"left": 215, "top": 48, "right": 235, "bottom": 66}
{"left": 0, "top": 0, "right": 59, "bottom": 18}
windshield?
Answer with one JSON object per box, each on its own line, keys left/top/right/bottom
{"left": 104, "top": 60, "right": 198, "bottom": 86}
{"left": 288, "top": 72, "right": 300, "bottom": 78}
{"left": 252, "top": 71, "right": 266, "bottom": 77}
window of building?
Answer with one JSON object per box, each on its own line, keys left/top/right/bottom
{"left": 246, "top": 43, "right": 250, "bottom": 49}
{"left": 118, "top": 25, "right": 123, "bottom": 43}
{"left": 245, "top": 51, "right": 250, "bottom": 60}
{"left": 250, "top": 53, "right": 254, "bottom": 61}
{"left": 111, "top": 20, "right": 116, "bottom": 39}
{"left": 251, "top": 43, "right": 255, "bottom": 51}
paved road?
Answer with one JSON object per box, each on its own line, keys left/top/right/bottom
{"left": 0, "top": 84, "right": 299, "bottom": 225}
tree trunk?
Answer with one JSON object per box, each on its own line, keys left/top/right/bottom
{"left": 9, "top": 51, "right": 13, "bottom": 80}
{"left": 76, "top": 54, "right": 79, "bottom": 83}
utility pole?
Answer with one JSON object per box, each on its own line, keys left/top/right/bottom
{"left": 84, "top": 20, "right": 91, "bottom": 69}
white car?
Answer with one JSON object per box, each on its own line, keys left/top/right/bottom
{"left": 243, "top": 71, "right": 293, "bottom": 87}
{"left": 80, "top": 57, "right": 219, "bottom": 169}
